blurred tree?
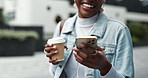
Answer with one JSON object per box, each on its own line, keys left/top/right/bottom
{"left": 0, "top": 9, "right": 5, "bottom": 25}
{"left": 128, "top": 21, "right": 148, "bottom": 42}
{"left": 69, "top": 0, "right": 74, "bottom": 5}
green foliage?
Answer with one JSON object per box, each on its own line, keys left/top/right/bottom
{"left": 128, "top": 21, "right": 148, "bottom": 42}
{"left": 0, "top": 29, "right": 39, "bottom": 41}
{"left": 0, "top": 9, "right": 5, "bottom": 24}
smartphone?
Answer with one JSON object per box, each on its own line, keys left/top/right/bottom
{"left": 76, "top": 36, "right": 97, "bottom": 50}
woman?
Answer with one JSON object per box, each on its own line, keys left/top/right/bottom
{"left": 44, "top": 0, "right": 134, "bottom": 78}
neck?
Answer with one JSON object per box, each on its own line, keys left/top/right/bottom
{"left": 77, "top": 13, "right": 98, "bottom": 26}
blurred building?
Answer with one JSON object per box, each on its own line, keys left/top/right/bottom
{"left": 105, "top": 0, "right": 148, "bottom": 14}
{"left": 0, "top": 0, "right": 148, "bottom": 40}
{"left": 0, "top": 0, "right": 4, "bottom": 24}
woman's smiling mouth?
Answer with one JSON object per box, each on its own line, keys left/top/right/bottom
{"left": 82, "top": 3, "right": 95, "bottom": 8}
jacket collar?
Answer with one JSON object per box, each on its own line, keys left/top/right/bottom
{"left": 61, "top": 14, "right": 77, "bottom": 34}
{"left": 62, "top": 13, "right": 108, "bottom": 38}
{"left": 90, "top": 13, "right": 108, "bottom": 38}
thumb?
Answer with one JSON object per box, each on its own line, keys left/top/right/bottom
{"left": 97, "top": 46, "right": 103, "bottom": 51}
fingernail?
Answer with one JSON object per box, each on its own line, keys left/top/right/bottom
{"left": 53, "top": 46, "right": 56, "bottom": 48}
{"left": 48, "top": 44, "right": 52, "bottom": 46}
{"left": 72, "top": 48, "right": 75, "bottom": 50}
{"left": 73, "top": 52, "right": 77, "bottom": 55}
{"left": 44, "top": 50, "right": 47, "bottom": 54}
{"left": 53, "top": 58, "right": 57, "bottom": 60}
{"left": 80, "top": 43, "right": 85, "bottom": 48}
{"left": 54, "top": 51, "right": 58, "bottom": 53}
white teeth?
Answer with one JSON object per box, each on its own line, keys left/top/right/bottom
{"left": 83, "top": 4, "right": 94, "bottom": 8}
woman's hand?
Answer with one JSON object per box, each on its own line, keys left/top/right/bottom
{"left": 44, "top": 44, "right": 59, "bottom": 65}
{"left": 73, "top": 43, "right": 112, "bottom": 76}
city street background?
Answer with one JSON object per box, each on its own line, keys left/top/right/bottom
{"left": 0, "top": 46, "right": 148, "bottom": 78}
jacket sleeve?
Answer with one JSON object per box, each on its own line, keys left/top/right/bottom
{"left": 101, "top": 66, "right": 125, "bottom": 78}
{"left": 53, "top": 22, "right": 61, "bottom": 38}
{"left": 114, "top": 27, "right": 134, "bottom": 78}
{"left": 49, "top": 22, "right": 61, "bottom": 77}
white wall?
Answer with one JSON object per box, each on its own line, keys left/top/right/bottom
{"left": 11, "top": 0, "right": 32, "bottom": 25}
{"left": 126, "top": 12, "right": 148, "bottom": 22}
{"left": 103, "top": 5, "right": 148, "bottom": 23}
{"left": 0, "top": 0, "right": 4, "bottom": 8}
{"left": 3, "top": 0, "right": 16, "bottom": 11}
{"left": 3, "top": 0, "right": 74, "bottom": 39}
{"left": 5, "top": 0, "right": 71, "bottom": 35}
{"left": 45, "top": 0, "right": 70, "bottom": 33}
{"left": 103, "top": 5, "right": 127, "bottom": 24}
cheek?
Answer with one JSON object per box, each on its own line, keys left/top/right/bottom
{"left": 75, "top": 1, "right": 80, "bottom": 7}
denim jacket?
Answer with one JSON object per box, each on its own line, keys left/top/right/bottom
{"left": 50, "top": 13, "right": 134, "bottom": 78}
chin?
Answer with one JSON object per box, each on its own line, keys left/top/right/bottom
{"left": 78, "top": 9, "right": 97, "bottom": 18}
{"left": 82, "top": 13, "right": 96, "bottom": 18}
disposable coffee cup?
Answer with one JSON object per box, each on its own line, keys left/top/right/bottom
{"left": 76, "top": 36, "right": 97, "bottom": 51}
{"left": 47, "top": 37, "right": 65, "bottom": 62}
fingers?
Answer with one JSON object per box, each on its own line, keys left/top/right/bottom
{"left": 73, "top": 47, "right": 94, "bottom": 65}
{"left": 95, "top": 46, "right": 104, "bottom": 56}
{"left": 78, "top": 43, "right": 97, "bottom": 55}
{"left": 46, "top": 50, "right": 59, "bottom": 65}
{"left": 44, "top": 44, "right": 59, "bottom": 64}
{"left": 75, "top": 43, "right": 104, "bottom": 57}
{"left": 49, "top": 58, "right": 59, "bottom": 65}
{"left": 44, "top": 44, "right": 57, "bottom": 53}
{"left": 73, "top": 49, "right": 91, "bottom": 65}
{"left": 73, "top": 51, "right": 83, "bottom": 63}
{"left": 97, "top": 46, "right": 103, "bottom": 51}
{"left": 46, "top": 51, "right": 58, "bottom": 57}
{"left": 73, "top": 47, "right": 86, "bottom": 63}
{"left": 73, "top": 47, "right": 88, "bottom": 59}
{"left": 73, "top": 45, "right": 108, "bottom": 70}
{"left": 73, "top": 49, "right": 98, "bottom": 69}
{"left": 44, "top": 44, "right": 50, "bottom": 47}
{"left": 79, "top": 43, "right": 104, "bottom": 55}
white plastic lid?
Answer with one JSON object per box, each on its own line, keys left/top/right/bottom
{"left": 47, "top": 37, "right": 65, "bottom": 45}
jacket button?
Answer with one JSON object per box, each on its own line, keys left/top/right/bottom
{"left": 86, "top": 74, "right": 93, "bottom": 76}
{"left": 59, "top": 65, "right": 62, "bottom": 68}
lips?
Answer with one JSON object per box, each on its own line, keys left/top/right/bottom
{"left": 77, "top": 1, "right": 101, "bottom": 18}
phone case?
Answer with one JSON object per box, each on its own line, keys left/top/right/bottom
{"left": 76, "top": 37, "right": 97, "bottom": 50}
